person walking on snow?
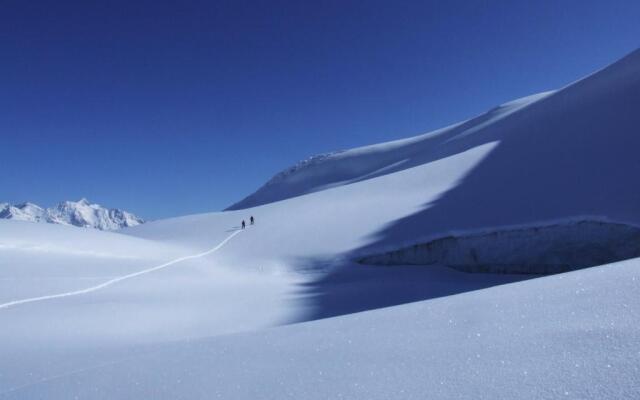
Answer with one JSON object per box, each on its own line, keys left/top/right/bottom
{"left": 250, "top": 216, "right": 254, "bottom": 225}
{"left": 241, "top": 220, "right": 246, "bottom": 229}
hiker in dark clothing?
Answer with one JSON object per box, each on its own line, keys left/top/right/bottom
{"left": 241, "top": 220, "right": 246, "bottom": 229}
{"left": 250, "top": 216, "right": 254, "bottom": 225}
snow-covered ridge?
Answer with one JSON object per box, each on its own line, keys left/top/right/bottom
{"left": 0, "top": 199, "right": 144, "bottom": 231}
{"left": 229, "top": 49, "right": 640, "bottom": 213}
{"left": 227, "top": 91, "right": 553, "bottom": 210}
{"left": 262, "top": 151, "right": 346, "bottom": 188}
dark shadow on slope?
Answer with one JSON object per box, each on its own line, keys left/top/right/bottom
{"left": 349, "top": 49, "right": 640, "bottom": 258}
{"left": 293, "top": 49, "right": 640, "bottom": 322}
{"left": 293, "top": 261, "right": 531, "bottom": 321}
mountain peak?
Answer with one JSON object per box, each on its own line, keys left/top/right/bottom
{"left": 0, "top": 200, "right": 144, "bottom": 230}
{"left": 16, "top": 202, "right": 42, "bottom": 209}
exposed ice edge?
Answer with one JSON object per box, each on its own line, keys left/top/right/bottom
{"left": 356, "top": 215, "right": 639, "bottom": 256}
{"left": 357, "top": 216, "right": 640, "bottom": 274}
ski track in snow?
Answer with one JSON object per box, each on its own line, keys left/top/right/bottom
{"left": 0, "top": 229, "right": 243, "bottom": 310}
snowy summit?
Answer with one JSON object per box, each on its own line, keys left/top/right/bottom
{"left": 0, "top": 198, "right": 144, "bottom": 230}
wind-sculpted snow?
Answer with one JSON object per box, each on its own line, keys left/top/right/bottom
{"left": 359, "top": 219, "right": 640, "bottom": 274}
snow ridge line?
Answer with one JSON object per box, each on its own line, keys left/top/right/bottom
{"left": 0, "top": 229, "right": 243, "bottom": 310}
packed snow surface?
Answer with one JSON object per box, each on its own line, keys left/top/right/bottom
{"left": 0, "top": 198, "right": 144, "bottom": 230}
{"left": 1, "top": 49, "right": 639, "bottom": 399}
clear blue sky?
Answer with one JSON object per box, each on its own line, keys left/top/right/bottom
{"left": 1, "top": 0, "right": 639, "bottom": 219}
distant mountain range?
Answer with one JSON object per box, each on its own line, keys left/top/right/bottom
{"left": 0, "top": 199, "right": 144, "bottom": 231}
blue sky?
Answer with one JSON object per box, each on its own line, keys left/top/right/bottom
{"left": 1, "top": 0, "right": 639, "bottom": 219}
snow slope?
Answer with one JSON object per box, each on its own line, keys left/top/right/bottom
{"left": 230, "top": 49, "right": 640, "bottom": 254}
{"left": 1, "top": 49, "right": 639, "bottom": 398}
{"left": 0, "top": 220, "right": 184, "bottom": 302}
{"left": 0, "top": 130, "right": 522, "bottom": 395}
{"left": 4, "top": 257, "right": 639, "bottom": 400}
{"left": 0, "top": 199, "right": 144, "bottom": 230}
{"left": 157, "top": 48, "right": 640, "bottom": 270}
{"left": 0, "top": 220, "right": 299, "bottom": 391}
{"left": 228, "top": 91, "right": 554, "bottom": 210}
{"left": 125, "top": 141, "right": 498, "bottom": 270}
